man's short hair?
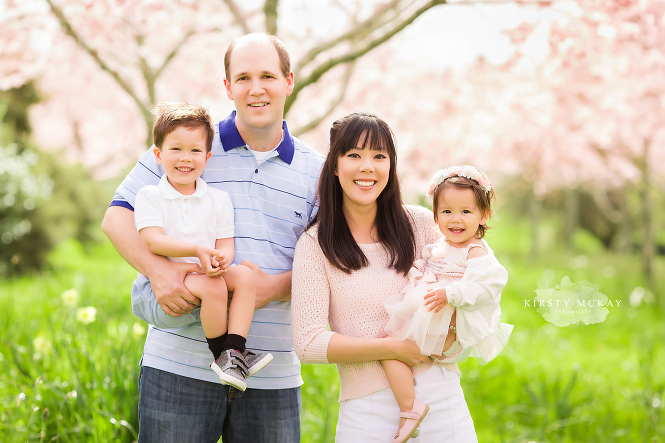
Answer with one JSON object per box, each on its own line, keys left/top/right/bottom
{"left": 224, "top": 34, "right": 291, "bottom": 80}
{"left": 152, "top": 103, "right": 215, "bottom": 153}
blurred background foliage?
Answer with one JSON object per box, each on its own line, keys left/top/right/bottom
{"left": 0, "top": 82, "right": 114, "bottom": 275}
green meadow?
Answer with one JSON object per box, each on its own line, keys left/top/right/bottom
{"left": 1, "top": 215, "right": 664, "bottom": 442}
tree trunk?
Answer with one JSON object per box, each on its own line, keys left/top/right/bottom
{"left": 613, "top": 186, "right": 632, "bottom": 254}
{"left": 638, "top": 141, "right": 655, "bottom": 291}
{"left": 564, "top": 188, "right": 578, "bottom": 251}
{"left": 143, "top": 107, "right": 154, "bottom": 147}
{"left": 530, "top": 189, "right": 541, "bottom": 259}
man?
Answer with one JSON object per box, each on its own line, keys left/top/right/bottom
{"left": 102, "top": 33, "right": 324, "bottom": 442}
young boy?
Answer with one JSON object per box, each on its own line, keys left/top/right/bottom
{"left": 134, "top": 102, "right": 272, "bottom": 390}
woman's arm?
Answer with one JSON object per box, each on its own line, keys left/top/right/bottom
{"left": 292, "top": 232, "right": 335, "bottom": 364}
{"left": 327, "top": 334, "right": 427, "bottom": 366}
{"left": 292, "top": 232, "right": 427, "bottom": 367}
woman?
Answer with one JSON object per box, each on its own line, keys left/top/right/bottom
{"left": 292, "top": 113, "right": 478, "bottom": 442}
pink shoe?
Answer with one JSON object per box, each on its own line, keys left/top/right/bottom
{"left": 393, "top": 398, "right": 430, "bottom": 443}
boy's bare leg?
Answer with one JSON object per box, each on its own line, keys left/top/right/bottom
{"left": 222, "top": 265, "right": 256, "bottom": 338}
{"left": 381, "top": 359, "right": 416, "bottom": 429}
{"left": 184, "top": 274, "right": 228, "bottom": 338}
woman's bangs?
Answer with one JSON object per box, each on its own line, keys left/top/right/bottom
{"left": 357, "top": 124, "right": 391, "bottom": 153}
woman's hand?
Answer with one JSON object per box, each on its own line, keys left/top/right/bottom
{"left": 424, "top": 287, "right": 448, "bottom": 313}
{"left": 386, "top": 337, "right": 428, "bottom": 366}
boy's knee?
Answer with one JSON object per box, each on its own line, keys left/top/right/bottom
{"left": 211, "top": 275, "right": 229, "bottom": 296}
{"left": 233, "top": 265, "right": 257, "bottom": 285}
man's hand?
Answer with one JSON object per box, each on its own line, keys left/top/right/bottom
{"left": 424, "top": 287, "right": 448, "bottom": 313}
{"left": 238, "top": 259, "right": 291, "bottom": 310}
{"left": 149, "top": 261, "right": 203, "bottom": 316}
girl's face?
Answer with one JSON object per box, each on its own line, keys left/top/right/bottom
{"left": 434, "top": 186, "right": 488, "bottom": 247}
{"left": 336, "top": 134, "right": 391, "bottom": 214}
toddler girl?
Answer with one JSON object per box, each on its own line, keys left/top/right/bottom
{"left": 383, "top": 165, "right": 513, "bottom": 442}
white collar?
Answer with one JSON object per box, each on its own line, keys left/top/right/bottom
{"left": 157, "top": 174, "right": 208, "bottom": 200}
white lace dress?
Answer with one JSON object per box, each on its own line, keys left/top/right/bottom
{"left": 384, "top": 236, "right": 513, "bottom": 363}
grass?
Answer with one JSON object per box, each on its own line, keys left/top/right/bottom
{"left": 1, "top": 214, "right": 664, "bottom": 442}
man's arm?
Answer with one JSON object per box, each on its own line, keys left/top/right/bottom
{"left": 239, "top": 260, "right": 291, "bottom": 309}
{"left": 101, "top": 205, "right": 202, "bottom": 316}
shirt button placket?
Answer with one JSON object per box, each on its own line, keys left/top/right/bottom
{"left": 249, "top": 166, "right": 259, "bottom": 197}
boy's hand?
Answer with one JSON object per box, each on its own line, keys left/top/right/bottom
{"left": 424, "top": 287, "right": 448, "bottom": 313}
{"left": 212, "top": 253, "right": 230, "bottom": 275}
{"left": 196, "top": 246, "right": 224, "bottom": 277}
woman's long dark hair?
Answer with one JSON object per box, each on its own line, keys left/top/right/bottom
{"left": 308, "top": 112, "right": 415, "bottom": 275}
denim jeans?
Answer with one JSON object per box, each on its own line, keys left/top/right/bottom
{"left": 138, "top": 366, "right": 301, "bottom": 443}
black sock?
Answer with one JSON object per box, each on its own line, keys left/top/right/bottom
{"left": 207, "top": 333, "right": 228, "bottom": 361}
{"left": 221, "top": 334, "right": 246, "bottom": 353}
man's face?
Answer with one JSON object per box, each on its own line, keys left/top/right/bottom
{"left": 224, "top": 39, "right": 294, "bottom": 134}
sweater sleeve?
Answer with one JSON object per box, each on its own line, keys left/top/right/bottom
{"left": 291, "top": 231, "right": 335, "bottom": 364}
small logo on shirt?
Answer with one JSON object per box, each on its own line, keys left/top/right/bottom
{"left": 294, "top": 211, "right": 303, "bottom": 219}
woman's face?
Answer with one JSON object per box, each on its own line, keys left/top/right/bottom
{"left": 335, "top": 135, "right": 391, "bottom": 214}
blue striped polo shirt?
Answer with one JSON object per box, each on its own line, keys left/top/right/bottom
{"left": 111, "top": 111, "right": 325, "bottom": 389}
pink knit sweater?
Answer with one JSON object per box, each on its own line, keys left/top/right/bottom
{"left": 292, "top": 205, "right": 460, "bottom": 401}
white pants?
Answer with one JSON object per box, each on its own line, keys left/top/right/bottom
{"left": 335, "top": 365, "right": 477, "bottom": 442}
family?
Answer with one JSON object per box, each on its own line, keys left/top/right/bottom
{"left": 102, "top": 33, "right": 512, "bottom": 442}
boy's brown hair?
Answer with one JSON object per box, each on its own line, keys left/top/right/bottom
{"left": 152, "top": 103, "right": 215, "bottom": 152}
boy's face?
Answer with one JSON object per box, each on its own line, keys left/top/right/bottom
{"left": 223, "top": 38, "right": 294, "bottom": 135}
{"left": 153, "top": 125, "right": 211, "bottom": 195}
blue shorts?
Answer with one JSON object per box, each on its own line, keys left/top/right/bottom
{"left": 131, "top": 273, "right": 201, "bottom": 329}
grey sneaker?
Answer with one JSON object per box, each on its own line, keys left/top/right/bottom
{"left": 242, "top": 349, "right": 273, "bottom": 377}
{"left": 211, "top": 349, "right": 249, "bottom": 391}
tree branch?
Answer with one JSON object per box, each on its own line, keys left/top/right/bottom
{"left": 294, "top": 0, "right": 404, "bottom": 76}
{"left": 291, "top": 61, "right": 356, "bottom": 136}
{"left": 222, "top": 0, "right": 252, "bottom": 34}
{"left": 154, "top": 29, "right": 197, "bottom": 79}
{"left": 45, "top": 0, "right": 149, "bottom": 114}
{"left": 287, "top": 0, "right": 447, "bottom": 113}
{"left": 264, "top": 0, "right": 279, "bottom": 35}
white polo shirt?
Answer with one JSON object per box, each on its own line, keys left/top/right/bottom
{"left": 134, "top": 175, "right": 235, "bottom": 263}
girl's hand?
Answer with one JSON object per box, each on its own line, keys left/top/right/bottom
{"left": 424, "top": 287, "right": 448, "bottom": 313}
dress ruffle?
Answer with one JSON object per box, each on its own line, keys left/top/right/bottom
{"left": 384, "top": 240, "right": 513, "bottom": 364}
{"left": 385, "top": 259, "right": 457, "bottom": 356}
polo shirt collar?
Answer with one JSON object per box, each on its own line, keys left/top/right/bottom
{"left": 218, "top": 111, "right": 295, "bottom": 164}
{"left": 158, "top": 174, "right": 208, "bottom": 200}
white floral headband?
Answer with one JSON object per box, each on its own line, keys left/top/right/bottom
{"left": 427, "top": 165, "right": 492, "bottom": 196}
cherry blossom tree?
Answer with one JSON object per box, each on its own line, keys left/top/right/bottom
{"left": 540, "top": 0, "right": 665, "bottom": 287}
{"left": 391, "top": 0, "right": 665, "bottom": 284}
{"left": 2, "top": 0, "right": 476, "bottom": 176}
